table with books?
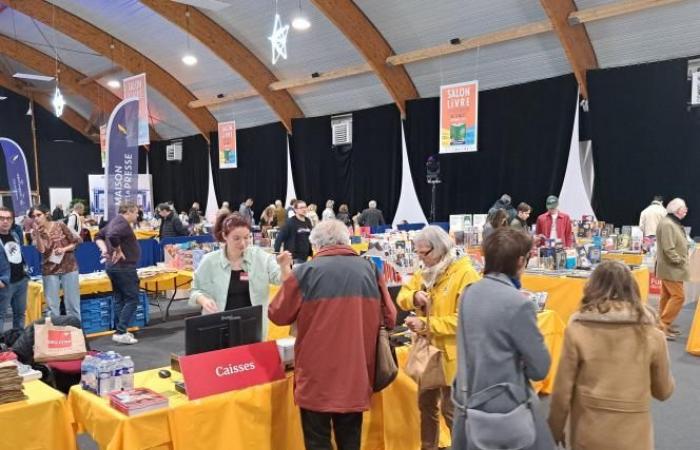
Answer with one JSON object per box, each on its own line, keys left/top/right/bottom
{"left": 601, "top": 251, "right": 644, "bottom": 266}
{"left": 25, "top": 268, "right": 194, "bottom": 326}
{"left": 0, "top": 379, "right": 77, "bottom": 450}
{"left": 521, "top": 266, "right": 650, "bottom": 323}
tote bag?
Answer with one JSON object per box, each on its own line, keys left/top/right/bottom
{"left": 404, "top": 307, "right": 446, "bottom": 390}
{"left": 33, "top": 320, "right": 87, "bottom": 362}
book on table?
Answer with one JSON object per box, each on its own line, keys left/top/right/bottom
{"left": 108, "top": 387, "right": 169, "bottom": 416}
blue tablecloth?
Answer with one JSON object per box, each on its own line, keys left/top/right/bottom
{"left": 22, "top": 239, "right": 160, "bottom": 276}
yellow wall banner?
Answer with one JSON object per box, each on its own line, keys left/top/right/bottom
{"left": 218, "top": 121, "right": 237, "bottom": 169}
{"left": 439, "top": 80, "right": 478, "bottom": 153}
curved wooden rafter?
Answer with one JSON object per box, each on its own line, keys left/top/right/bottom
{"left": 0, "top": 70, "right": 96, "bottom": 141}
{"left": 5, "top": 0, "right": 216, "bottom": 140}
{"left": 141, "top": 0, "right": 303, "bottom": 133}
{"left": 0, "top": 34, "right": 160, "bottom": 139}
{"left": 309, "top": 0, "right": 418, "bottom": 116}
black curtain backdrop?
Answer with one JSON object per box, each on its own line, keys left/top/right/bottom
{"left": 148, "top": 134, "right": 209, "bottom": 213}
{"left": 589, "top": 57, "right": 700, "bottom": 234}
{"left": 405, "top": 74, "right": 577, "bottom": 222}
{"left": 0, "top": 87, "right": 37, "bottom": 193}
{"left": 290, "top": 103, "right": 402, "bottom": 221}
{"left": 209, "top": 122, "right": 287, "bottom": 216}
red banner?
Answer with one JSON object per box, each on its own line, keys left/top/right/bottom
{"left": 122, "top": 73, "right": 150, "bottom": 146}
{"left": 179, "top": 341, "right": 284, "bottom": 400}
{"left": 218, "top": 121, "right": 237, "bottom": 169}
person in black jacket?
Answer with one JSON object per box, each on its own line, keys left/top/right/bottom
{"left": 157, "top": 203, "right": 188, "bottom": 237}
{"left": 358, "top": 200, "right": 385, "bottom": 228}
{"left": 274, "top": 200, "right": 313, "bottom": 264}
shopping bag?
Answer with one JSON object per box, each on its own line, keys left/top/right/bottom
{"left": 33, "top": 320, "right": 87, "bottom": 362}
{"left": 373, "top": 326, "right": 398, "bottom": 392}
{"left": 404, "top": 301, "right": 446, "bottom": 390}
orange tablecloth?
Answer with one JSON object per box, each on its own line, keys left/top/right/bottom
{"left": 602, "top": 251, "right": 644, "bottom": 266}
{"left": 522, "top": 267, "right": 649, "bottom": 324}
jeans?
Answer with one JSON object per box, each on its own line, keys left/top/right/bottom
{"left": 107, "top": 268, "right": 139, "bottom": 334}
{"left": 0, "top": 277, "right": 28, "bottom": 331}
{"left": 300, "top": 408, "right": 362, "bottom": 450}
{"left": 44, "top": 271, "right": 81, "bottom": 319}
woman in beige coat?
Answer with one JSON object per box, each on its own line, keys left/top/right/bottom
{"left": 548, "top": 261, "right": 674, "bottom": 450}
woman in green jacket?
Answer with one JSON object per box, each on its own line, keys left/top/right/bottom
{"left": 189, "top": 212, "right": 292, "bottom": 339}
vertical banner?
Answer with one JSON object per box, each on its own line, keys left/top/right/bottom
{"left": 0, "top": 138, "right": 32, "bottom": 215}
{"left": 439, "top": 80, "right": 478, "bottom": 154}
{"left": 99, "top": 125, "right": 107, "bottom": 168}
{"left": 105, "top": 98, "right": 139, "bottom": 220}
{"left": 218, "top": 121, "right": 237, "bottom": 169}
{"left": 122, "top": 73, "right": 150, "bottom": 146}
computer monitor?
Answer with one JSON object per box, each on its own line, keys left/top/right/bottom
{"left": 184, "top": 305, "right": 263, "bottom": 355}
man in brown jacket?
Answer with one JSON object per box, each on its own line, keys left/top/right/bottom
{"left": 655, "top": 198, "right": 690, "bottom": 340}
{"left": 269, "top": 219, "right": 396, "bottom": 450}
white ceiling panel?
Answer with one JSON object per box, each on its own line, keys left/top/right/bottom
{"left": 576, "top": 0, "right": 700, "bottom": 68}
{"left": 356, "top": 0, "right": 549, "bottom": 54}
{"left": 209, "top": 96, "right": 281, "bottom": 130}
{"left": 406, "top": 33, "right": 572, "bottom": 97}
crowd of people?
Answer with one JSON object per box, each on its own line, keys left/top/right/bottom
{"left": 0, "top": 190, "right": 692, "bottom": 450}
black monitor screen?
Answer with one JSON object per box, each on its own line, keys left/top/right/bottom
{"left": 184, "top": 305, "right": 263, "bottom": 355}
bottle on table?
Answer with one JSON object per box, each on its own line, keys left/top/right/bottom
{"left": 121, "top": 356, "right": 135, "bottom": 390}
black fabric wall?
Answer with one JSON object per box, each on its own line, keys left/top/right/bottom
{"left": 148, "top": 134, "right": 209, "bottom": 213}
{"left": 0, "top": 87, "right": 37, "bottom": 192}
{"left": 405, "top": 74, "right": 577, "bottom": 222}
{"left": 589, "top": 57, "right": 700, "bottom": 234}
{"left": 290, "top": 103, "right": 402, "bottom": 222}
{"left": 209, "top": 122, "right": 287, "bottom": 217}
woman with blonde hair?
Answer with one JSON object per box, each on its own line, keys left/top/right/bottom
{"left": 259, "top": 205, "right": 277, "bottom": 235}
{"left": 549, "top": 260, "right": 674, "bottom": 450}
{"left": 306, "top": 204, "right": 320, "bottom": 227}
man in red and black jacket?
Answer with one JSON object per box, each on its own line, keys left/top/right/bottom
{"left": 269, "top": 219, "right": 396, "bottom": 450}
{"left": 535, "top": 195, "right": 574, "bottom": 248}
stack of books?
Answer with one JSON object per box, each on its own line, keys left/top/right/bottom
{"left": 108, "top": 387, "right": 169, "bottom": 416}
{"left": 0, "top": 361, "right": 27, "bottom": 404}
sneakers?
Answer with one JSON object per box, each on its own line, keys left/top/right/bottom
{"left": 664, "top": 331, "right": 677, "bottom": 341}
{"left": 668, "top": 325, "right": 682, "bottom": 336}
{"left": 112, "top": 332, "right": 138, "bottom": 345}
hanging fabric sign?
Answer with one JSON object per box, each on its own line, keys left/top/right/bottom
{"left": 439, "top": 80, "right": 478, "bottom": 153}
{"left": 104, "top": 98, "right": 139, "bottom": 220}
{"left": 100, "top": 125, "right": 107, "bottom": 168}
{"left": 122, "top": 73, "right": 150, "bottom": 146}
{"left": 218, "top": 121, "right": 238, "bottom": 169}
{"left": 0, "top": 138, "right": 31, "bottom": 215}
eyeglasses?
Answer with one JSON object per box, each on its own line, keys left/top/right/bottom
{"left": 0, "top": 216, "right": 12, "bottom": 221}
{"left": 415, "top": 247, "right": 433, "bottom": 257}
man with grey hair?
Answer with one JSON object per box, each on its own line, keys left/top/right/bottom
{"left": 655, "top": 197, "right": 690, "bottom": 340}
{"left": 359, "top": 200, "right": 385, "bottom": 228}
{"left": 269, "top": 219, "right": 397, "bottom": 450}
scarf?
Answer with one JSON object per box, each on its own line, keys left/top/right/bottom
{"left": 420, "top": 252, "right": 455, "bottom": 290}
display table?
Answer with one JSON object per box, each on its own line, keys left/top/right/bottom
{"left": 602, "top": 251, "right": 644, "bottom": 266}
{"left": 0, "top": 380, "right": 77, "bottom": 450}
{"left": 88, "top": 228, "right": 159, "bottom": 241}
{"left": 522, "top": 267, "right": 649, "bottom": 324}
{"left": 26, "top": 270, "right": 194, "bottom": 325}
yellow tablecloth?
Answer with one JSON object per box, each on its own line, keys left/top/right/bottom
{"left": 686, "top": 300, "right": 700, "bottom": 356}
{"left": 522, "top": 267, "right": 649, "bottom": 324}
{"left": 0, "top": 380, "right": 77, "bottom": 450}
{"left": 26, "top": 271, "right": 194, "bottom": 325}
{"left": 65, "top": 308, "right": 564, "bottom": 450}
{"left": 602, "top": 252, "right": 644, "bottom": 266}
{"left": 351, "top": 242, "right": 369, "bottom": 254}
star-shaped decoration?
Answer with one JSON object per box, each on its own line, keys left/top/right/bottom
{"left": 52, "top": 86, "right": 65, "bottom": 117}
{"left": 268, "top": 13, "right": 289, "bottom": 65}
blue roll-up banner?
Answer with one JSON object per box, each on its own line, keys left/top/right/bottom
{"left": 0, "top": 138, "right": 32, "bottom": 216}
{"left": 105, "top": 98, "right": 139, "bottom": 220}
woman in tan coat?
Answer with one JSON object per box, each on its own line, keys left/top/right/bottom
{"left": 548, "top": 261, "right": 674, "bottom": 450}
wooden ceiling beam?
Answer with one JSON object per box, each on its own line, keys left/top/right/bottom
{"left": 0, "top": 34, "right": 161, "bottom": 140}
{"left": 0, "top": 71, "right": 97, "bottom": 142}
{"left": 5, "top": 0, "right": 215, "bottom": 140}
{"left": 570, "top": 0, "right": 689, "bottom": 24}
{"left": 309, "top": 0, "right": 418, "bottom": 116}
{"left": 269, "top": 63, "right": 372, "bottom": 91}
{"left": 540, "top": 0, "right": 598, "bottom": 99}
{"left": 188, "top": 88, "right": 258, "bottom": 109}
{"left": 141, "top": 0, "right": 304, "bottom": 133}
{"left": 78, "top": 66, "right": 122, "bottom": 86}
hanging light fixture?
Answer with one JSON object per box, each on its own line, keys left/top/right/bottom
{"left": 291, "top": 0, "right": 310, "bottom": 31}
{"left": 268, "top": 0, "right": 289, "bottom": 65}
{"left": 107, "top": 79, "right": 121, "bottom": 89}
{"left": 182, "top": 7, "right": 198, "bottom": 66}
{"left": 52, "top": 85, "right": 65, "bottom": 117}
